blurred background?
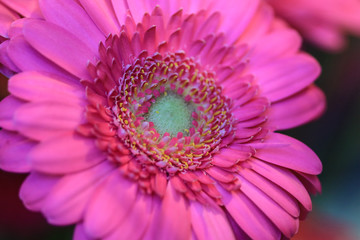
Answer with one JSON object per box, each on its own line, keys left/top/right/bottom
{"left": 0, "top": 37, "right": 359, "bottom": 239}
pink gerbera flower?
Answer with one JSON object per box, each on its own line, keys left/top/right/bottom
{"left": 0, "top": 0, "right": 325, "bottom": 239}
{"left": 266, "top": 0, "right": 360, "bottom": 51}
{"left": 0, "top": 0, "right": 41, "bottom": 76}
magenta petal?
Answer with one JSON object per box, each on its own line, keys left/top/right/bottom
{"left": 110, "top": 0, "right": 127, "bottom": 24}
{"left": 240, "top": 168, "right": 300, "bottom": 217}
{"left": 1, "top": 0, "right": 42, "bottom": 18}
{"left": 84, "top": 171, "right": 138, "bottom": 238}
{"left": 153, "top": 172, "right": 168, "bottom": 197}
{"left": 296, "top": 172, "right": 322, "bottom": 195}
{"left": 253, "top": 54, "right": 321, "bottom": 102}
{"left": 104, "top": 193, "right": 153, "bottom": 240}
{"left": 238, "top": 175, "right": 299, "bottom": 238}
{"left": 212, "top": 0, "right": 260, "bottom": 44}
{"left": 23, "top": 19, "right": 95, "bottom": 79}
{"left": 0, "top": 4, "right": 18, "bottom": 37}
{"left": 143, "top": 182, "right": 191, "bottom": 240}
{"left": 78, "top": 0, "right": 120, "bottom": 35}
{"left": 0, "top": 130, "right": 33, "bottom": 173}
{"left": 249, "top": 29, "right": 301, "bottom": 66}
{"left": 9, "top": 71, "right": 84, "bottom": 102}
{"left": 0, "top": 95, "right": 24, "bottom": 131}
{"left": 205, "top": 166, "right": 236, "bottom": 183}
{"left": 226, "top": 212, "right": 252, "bottom": 240}
{"left": 19, "top": 172, "right": 60, "bottom": 211}
{"left": 190, "top": 201, "right": 235, "bottom": 240}
{"left": 0, "top": 40, "right": 20, "bottom": 74}
{"left": 8, "top": 35, "right": 76, "bottom": 79}
{"left": 42, "top": 162, "right": 114, "bottom": 225}
{"left": 253, "top": 133, "right": 322, "bottom": 174}
{"left": 14, "top": 101, "right": 85, "bottom": 141}
{"left": 250, "top": 159, "right": 312, "bottom": 211}
{"left": 8, "top": 18, "right": 29, "bottom": 39}
{"left": 29, "top": 134, "right": 105, "bottom": 174}
{"left": 74, "top": 224, "right": 92, "bottom": 240}
{"left": 219, "top": 186, "right": 281, "bottom": 240}
{"left": 40, "top": 0, "right": 104, "bottom": 52}
{"left": 268, "top": 85, "right": 326, "bottom": 130}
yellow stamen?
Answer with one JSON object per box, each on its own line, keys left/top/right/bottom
{"left": 200, "top": 92, "right": 208, "bottom": 102}
{"left": 204, "top": 104, "right": 213, "bottom": 113}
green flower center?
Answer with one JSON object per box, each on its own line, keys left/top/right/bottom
{"left": 147, "top": 92, "right": 193, "bottom": 136}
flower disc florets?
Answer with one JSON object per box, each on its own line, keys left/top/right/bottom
{"left": 110, "top": 51, "right": 234, "bottom": 174}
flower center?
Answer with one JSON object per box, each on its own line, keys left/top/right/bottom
{"left": 108, "top": 51, "right": 234, "bottom": 173}
{"left": 146, "top": 92, "right": 193, "bottom": 136}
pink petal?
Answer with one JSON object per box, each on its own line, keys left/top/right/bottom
{"left": 0, "top": 130, "right": 33, "bottom": 173}
{"left": 218, "top": 186, "right": 281, "bottom": 240}
{"left": 249, "top": 29, "right": 302, "bottom": 66}
{"left": 125, "top": 0, "right": 147, "bottom": 24}
{"left": 252, "top": 53, "right": 321, "bottom": 102}
{"left": 78, "top": 0, "right": 120, "bottom": 35}
{"left": 212, "top": 155, "right": 239, "bottom": 168}
{"left": 143, "top": 182, "right": 191, "bottom": 240}
{"left": 8, "top": 35, "right": 76, "bottom": 79}
{"left": 240, "top": 168, "right": 300, "bottom": 217}
{"left": 74, "top": 224, "right": 92, "bottom": 240}
{"left": 212, "top": 147, "right": 252, "bottom": 168}
{"left": 250, "top": 159, "right": 312, "bottom": 211}
{"left": 190, "top": 201, "right": 236, "bottom": 240}
{"left": 0, "top": 95, "right": 24, "bottom": 131}
{"left": 110, "top": 0, "right": 128, "bottom": 24}
{"left": 40, "top": 0, "right": 105, "bottom": 52}
{"left": 23, "top": 19, "right": 95, "bottom": 79}
{"left": 205, "top": 166, "right": 236, "bottom": 183}
{"left": 0, "top": 4, "right": 18, "bottom": 37}
{"left": 42, "top": 161, "right": 114, "bottom": 225}
{"left": 237, "top": 2, "right": 273, "bottom": 46}
{"left": 104, "top": 193, "right": 154, "bottom": 240}
{"left": 253, "top": 133, "right": 322, "bottom": 174}
{"left": 84, "top": 171, "right": 138, "bottom": 238}
{"left": 14, "top": 101, "right": 85, "bottom": 141}
{"left": 212, "top": 0, "right": 261, "bottom": 44}
{"left": 238, "top": 175, "right": 299, "bottom": 238}
{"left": 144, "top": 25, "right": 157, "bottom": 54}
{"left": 9, "top": 71, "right": 84, "bottom": 102}
{"left": 8, "top": 18, "right": 27, "bottom": 39}
{"left": 29, "top": 133, "right": 105, "bottom": 174}
{"left": 1, "top": 0, "right": 42, "bottom": 18}
{"left": 232, "top": 99, "right": 268, "bottom": 122}
{"left": 235, "top": 127, "right": 262, "bottom": 140}
{"left": 296, "top": 17, "right": 345, "bottom": 51}
{"left": 153, "top": 172, "right": 168, "bottom": 197}
{"left": 0, "top": 40, "right": 20, "bottom": 74}
{"left": 267, "top": 85, "right": 326, "bottom": 130}
{"left": 296, "top": 172, "right": 322, "bottom": 195}
{"left": 194, "top": 12, "right": 221, "bottom": 40}
{"left": 19, "top": 172, "right": 60, "bottom": 211}
{"left": 191, "top": 231, "right": 199, "bottom": 240}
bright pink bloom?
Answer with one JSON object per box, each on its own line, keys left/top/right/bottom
{"left": 0, "top": 0, "right": 325, "bottom": 239}
{"left": 0, "top": 0, "right": 41, "bottom": 76}
{"left": 266, "top": 0, "right": 360, "bottom": 51}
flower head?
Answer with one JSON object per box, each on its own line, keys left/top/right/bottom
{"left": 0, "top": 0, "right": 325, "bottom": 239}
{"left": 266, "top": 0, "right": 360, "bottom": 51}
